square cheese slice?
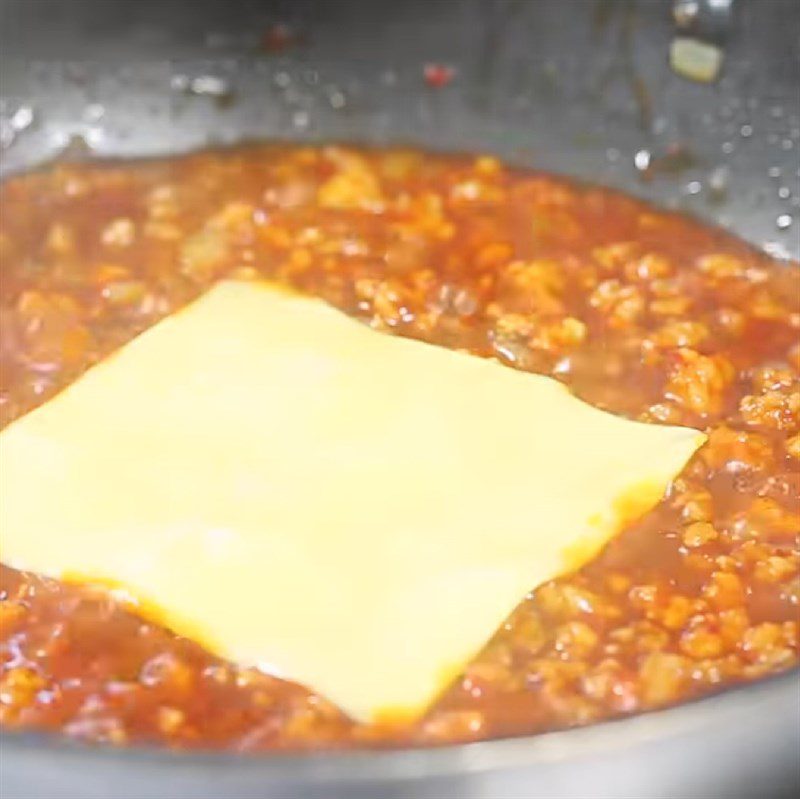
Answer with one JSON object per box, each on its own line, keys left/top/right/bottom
{"left": 0, "top": 280, "right": 705, "bottom": 722}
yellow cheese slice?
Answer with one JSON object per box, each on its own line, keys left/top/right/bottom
{"left": 0, "top": 280, "right": 705, "bottom": 722}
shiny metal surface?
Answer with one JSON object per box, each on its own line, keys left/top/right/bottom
{"left": 673, "top": 0, "right": 735, "bottom": 40}
{"left": 0, "top": 1, "right": 799, "bottom": 797}
{"left": 3, "top": 673, "right": 799, "bottom": 799}
{"left": 1, "top": 0, "right": 798, "bottom": 257}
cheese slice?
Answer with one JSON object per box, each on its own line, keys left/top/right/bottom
{"left": 0, "top": 280, "right": 705, "bottom": 722}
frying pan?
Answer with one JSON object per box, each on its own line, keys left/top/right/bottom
{"left": 0, "top": 1, "right": 798, "bottom": 797}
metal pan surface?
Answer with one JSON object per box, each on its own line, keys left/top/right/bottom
{"left": 0, "top": 2, "right": 798, "bottom": 797}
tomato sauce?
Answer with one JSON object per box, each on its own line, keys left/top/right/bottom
{"left": 0, "top": 144, "right": 797, "bottom": 750}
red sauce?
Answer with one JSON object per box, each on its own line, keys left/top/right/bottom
{"left": 0, "top": 144, "right": 797, "bottom": 750}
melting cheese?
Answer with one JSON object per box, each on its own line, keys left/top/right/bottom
{"left": 0, "top": 281, "right": 705, "bottom": 722}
